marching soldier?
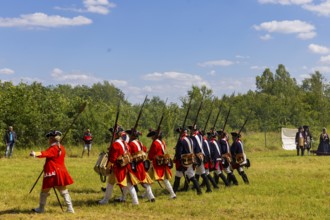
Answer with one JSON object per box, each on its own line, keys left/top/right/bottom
{"left": 209, "top": 130, "right": 230, "bottom": 187}
{"left": 172, "top": 127, "right": 202, "bottom": 195}
{"left": 99, "top": 126, "right": 139, "bottom": 205}
{"left": 123, "top": 128, "right": 156, "bottom": 202}
{"left": 199, "top": 130, "right": 219, "bottom": 189}
{"left": 218, "top": 130, "right": 238, "bottom": 185}
{"left": 230, "top": 131, "right": 249, "bottom": 184}
{"left": 147, "top": 128, "right": 176, "bottom": 199}
{"left": 295, "top": 126, "right": 305, "bottom": 156}
{"left": 189, "top": 125, "right": 212, "bottom": 193}
{"left": 30, "top": 130, "right": 74, "bottom": 213}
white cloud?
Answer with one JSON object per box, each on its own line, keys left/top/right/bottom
{"left": 320, "top": 55, "right": 330, "bottom": 64}
{"left": 56, "top": 0, "right": 116, "bottom": 15}
{"left": 253, "top": 20, "right": 316, "bottom": 40}
{"left": 302, "top": 0, "right": 330, "bottom": 17}
{"left": 0, "top": 68, "right": 15, "bottom": 75}
{"left": 108, "top": 80, "right": 128, "bottom": 87}
{"left": 198, "top": 59, "right": 234, "bottom": 67}
{"left": 311, "top": 66, "right": 330, "bottom": 74}
{"left": 308, "top": 44, "right": 330, "bottom": 54}
{"left": 0, "top": 13, "right": 92, "bottom": 28}
{"left": 83, "top": 0, "right": 116, "bottom": 14}
{"left": 208, "top": 70, "right": 216, "bottom": 76}
{"left": 260, "top": 34, "right": 272, "bottom": 40}
{"left": 258, "top": 0, "right": 312, "bottom": 5}
{"left": 235, "top": 55, "right": 250, "bottom": 59}
{"left": 50, "top": 68, "right": 100, "bottom": 85}
{"left": 250, "top": 65, "right": 269, "bottom": 70}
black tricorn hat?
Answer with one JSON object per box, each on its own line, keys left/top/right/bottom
{"left": 109, "top": 126, "right": 124, "bottom": 134}
{"left": 217, "top": 129, "right": 224, "bottom": 135}
{"left": 303, "top": 125, "right": 309, "bottom": 129}
{"left": 46, "top": 130, "right": 62, "bottom": 137}
{"left": 188, "top": 125, "right": 198, "bottom": 131}
{"left": 231, "top": 131, "right": 240, "bottom": 137}
{"left": 126, "top": 128, "right": 142, "bottom": 136}
{"left": 207, "top": 131, "right": 218, "bottom": 137}
{"left": 175, "top": 127, "right": 188, "bottom": 133}
{"left": 147, "top": 128, "right": 158, "bottom": 137}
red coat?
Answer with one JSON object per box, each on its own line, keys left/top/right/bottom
{"left": 108, "top": 139, "right": 135, "bottom": 187}
{"left": 128, "top": 140, "right": 147, "bottom": 182}
{"left": 148, "top": 139, "right": 172, "bottom": 180}
{"left": 37, "top": 143, "right": 74, "bottom": 189}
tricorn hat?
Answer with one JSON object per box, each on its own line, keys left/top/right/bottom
{"left": 188, "top": 125, "right": 198, "bottom": 131}
{"left": 207, "top": 131, "right": 218, "bottom": 137}
{"left": 175, "top": 127, "right": 188, "bottom": 133}
{"left": 126, "top": 128, "right": 142, "bottom": 137}
{"left": 46, "top": 130, "right": 62, "bottom": 138}
{"left": 231, "top": 131, "right": 241, "bottom": 137}
{"left": 109, "top": 126, "right": 124, "bottom": 134}
{"left": 147, "top": 128, "right": 158, "bottom": 137}
{"left": 217, "top": 129, "right": 224, "bottom": 136}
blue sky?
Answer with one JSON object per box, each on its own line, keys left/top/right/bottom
{"left": 1, "top": 0, "right": 330, "bottom": 104}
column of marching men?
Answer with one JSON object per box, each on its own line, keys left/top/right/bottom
{"left": 98, "top": 123, "right": 250, "bottom": 205}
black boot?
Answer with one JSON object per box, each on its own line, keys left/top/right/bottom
{"left": 297, "top": 148, "right": 299, "bottom": 156}
{"left": 182, "top": 177, "right": 190, "bottom": 192}
{"left": 301, "top": 148, "right": 305, "bottom": 156}
{"left": 239, "top": 171, "right": 249, "bottom": 184}
{"left": 201, "top": 174, "right": 212, "bottom": 193}
{"left": 228, "top": 172, "right": 238, "bottom": 185}
{"left": 134, "top": 184, "right": 139, "bottom": 193}
{"left": 173, "top": 176, "right": 181, "bottom": 193}
{"left": 192, "top": 174, "right": 200, "bottom": 189}
{"left": 207, "top": 174, "right": 219, "bottom": 189}
{"left": 213, "top": 172, "right": 219, "bottom": 184}
{"left": 219, "top": 173, "right": 230, "bottom": 187}
{"left": 190, "top": 177, "right": 202, "bottom": 195}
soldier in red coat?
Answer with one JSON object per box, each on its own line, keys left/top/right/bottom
{"left": 126, "top": 128, "right": 155, "bottom": 202}
{"left": 147, "top": 129, "right": 176, "bottom": 199}
{"left": 99, "top": 126, "right": 139, "bottom": 205}
{"left": 30, "top": 130, "right": 74, "bottom": 213}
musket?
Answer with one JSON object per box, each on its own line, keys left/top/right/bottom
{"left": 133, "top": 95, "right": 148, "bottom": 131}
{"left": 192, "top": 95, "right": 204, "bottom": 128}
{"left": 29, "top": 102, "right": 87, "bottom": 194}
{"left": 60, "top": 102, "right": 87, "bottom": 143}
{"left": 212, "top": 100, "right": 224, "bottom": 131}
{"left": 156, "top": 98, "right": 168, "bottom": 136}
{"left": 222, "top": 106, "right": 232, "bottom": 132}
{"left": 203, "top": 97, "right": 216, "bottom": 134}
{"left": 237, "top": 109, "right": 253, "bottom": 136}
{"left": 109, "top": 102, "right": 121, "bottom": 149}
{"left": 178, "top": 95, "right": 193, "bottom": 138}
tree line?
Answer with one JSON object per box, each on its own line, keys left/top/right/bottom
{"left": 1, "top": 64, "right": 330, "bottom": 148}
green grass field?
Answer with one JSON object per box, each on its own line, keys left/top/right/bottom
{"left": 1, "top": 132, "right": 330, "bottom": 220}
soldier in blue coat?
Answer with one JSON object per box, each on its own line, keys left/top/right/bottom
{"left": 230, "top": 132, "right": 249, "bottom": 184}
{"left": 172, "top": 127, "right": 202, "bottom": 195}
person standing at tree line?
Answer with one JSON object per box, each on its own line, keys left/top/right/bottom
{"left": 3, "top": 126, "right": 17, "bottom": 158}
{"left": 295, "top": 126, "right": 305, "bottom": 156}
{"left": 82, "top": 128, "right": 93, "bottom": 157}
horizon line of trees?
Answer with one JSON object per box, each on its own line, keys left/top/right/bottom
{"left": 1, "top": 64, "right": 330, "bottom": 148}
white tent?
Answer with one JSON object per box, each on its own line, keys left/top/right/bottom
{"left": 281, "top": 128, "right": 296, "bottom": 150}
